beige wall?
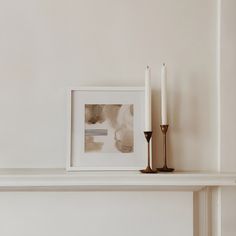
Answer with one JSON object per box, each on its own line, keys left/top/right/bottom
{"left": 220, "top": 0, "right": 236, "bottom": 235}
{"left": 220, "top": 0, "right": 236, "bottom": 172}
{"left": 0, "top": 191, "right": 193, "bottom": 236}
{"left": 0, "top": 0, "right": 217, "bottom": 171}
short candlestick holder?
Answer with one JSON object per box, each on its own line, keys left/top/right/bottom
{"left": 140, "top": 131, "right": 158, "bottom": 174}
{"left": 157, "top": 125, "right": 174, "bottom": 172}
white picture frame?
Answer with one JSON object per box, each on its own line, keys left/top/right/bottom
{"left": 67, "top": 87, "right": 146, "bottom": 171}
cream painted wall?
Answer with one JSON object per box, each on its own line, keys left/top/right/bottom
{"left": 0, "top": 191, "right": 193, "bottom": 236}
{"left": 220, "top": 0, "right": 236, "bottom": 172}
{"left": 220, "top": 0, "right": 236, "bottom": 235}
{"left": 0, "top": 0, "right": 217, "bottom": 171}
{"left": 221, "top": 187, "right": 236, "bottom": 236}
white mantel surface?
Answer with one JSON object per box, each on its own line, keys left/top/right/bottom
{"left": 0, "top": 169, "right": 235, "bottom": 191}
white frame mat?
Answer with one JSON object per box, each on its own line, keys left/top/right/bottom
{"left": 67, "top": 87, "right": 146, "bottom": 171}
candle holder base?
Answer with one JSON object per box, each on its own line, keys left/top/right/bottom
{"left": 157, "top": 166, "right": 174, "bottom": 172}
{"left": 140, "top": 166, "right": 158, "bottom": 174}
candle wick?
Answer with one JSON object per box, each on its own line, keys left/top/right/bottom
{"left": 146, "top": 65, "right": 149, "bottom": 69}
{"left": 163, "top": 63, "right": 165, "bottom": 66}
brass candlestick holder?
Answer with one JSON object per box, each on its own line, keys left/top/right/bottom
{"left": 140, "top": 131, "right": 158, "bottom": 174}
{"left": 157, "top": 125, "right": 174, "bottom": 172}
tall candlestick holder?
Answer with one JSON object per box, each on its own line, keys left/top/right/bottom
{"left": 140, "top": 131, "right": 158, "bottom": 174}
{"left": 157, "top": 125, "right": 174, "bottom": 172}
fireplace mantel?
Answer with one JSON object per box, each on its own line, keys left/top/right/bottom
{"left": 0, "top": 169, "right": 235, "bottom": 191}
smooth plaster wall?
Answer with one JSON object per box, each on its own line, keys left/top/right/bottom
{"left": 0, "top": 191, "right": 193, "bottom": 236}
{"left": 220, "top": 0, "right": 236, "bottom": 172}
{"left": 220, "top": 0, "right": 236, "bottom": 235}
{"left": 0, "top": 0, "right": 217, "bottom": 171}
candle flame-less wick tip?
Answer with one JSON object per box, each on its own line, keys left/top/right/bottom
{"left": 163, "top": 63, "right": 165, "bottom": 66}
{"left": 146, "top": 65, "right": 149, "bottom": 69}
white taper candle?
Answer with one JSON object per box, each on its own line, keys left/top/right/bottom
{"left": 145, "top": 66, "right": 152, "bottom": 131}
{"left": 161, "top": 63, "right": 168, "bottom": 125}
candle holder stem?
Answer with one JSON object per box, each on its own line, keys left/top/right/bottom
{"left": 140, "top": 131, "right": 158, "bottom": 174}
{"left": 157, "top": 125, "right": 174, "bottom": 172}
{"left": 163, "top": 131, "right": 168, "bottom": 168}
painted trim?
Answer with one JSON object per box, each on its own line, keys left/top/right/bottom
{"left": 217, "top": 0, "right": 222, "bottom": 173}
{"left": 68, "top": 86, "right": 145, "bottom": 91}
{"left": 216, "top": 1, "right": 222, "bottom": 236}
{"left": 0, "top": 170, "right": 235, "bottom": 191}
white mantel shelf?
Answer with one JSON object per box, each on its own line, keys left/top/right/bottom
{"left": 0, "top": 169, "right": 235, "bottom": 191}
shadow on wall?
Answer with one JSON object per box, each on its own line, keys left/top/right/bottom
{"left": 168, "top": 73, "right": 201, "bottom": 171}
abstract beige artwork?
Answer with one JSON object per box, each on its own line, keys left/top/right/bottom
{"left": 84, "top": 104, "right": 134, "bottom": 153}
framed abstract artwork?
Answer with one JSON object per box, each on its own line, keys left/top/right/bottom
{"left": 67, "top": 87, "right": 146, "bottom": 171}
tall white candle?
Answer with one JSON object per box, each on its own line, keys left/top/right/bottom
{"left": 145, "top": 66, "right": 152, "bottom": 131}
{"left": 161, "top": 63, "right": 168, "bottom": 125}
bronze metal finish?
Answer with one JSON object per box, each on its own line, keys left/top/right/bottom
{"left": 140, "top": 131, "right": 158, "bottom": 174}
{"left": 157, "top": 125, "right": 174, "bottom": 172}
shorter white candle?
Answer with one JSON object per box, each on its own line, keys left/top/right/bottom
{"left": 145, "top": 66, "right": 152, "bottom": 131}
{"left": 161, "top": 63, "right": 168, "bottom": 125}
